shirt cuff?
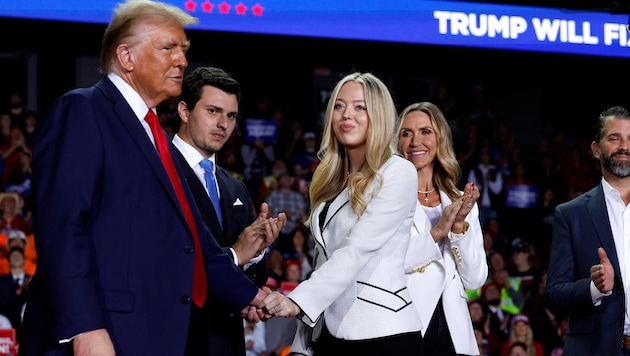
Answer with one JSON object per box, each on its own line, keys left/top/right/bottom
{"left": 590, "top": 280, "right": 611, "bottom": 306}
{"left": 60, "top": 333, "right": 83, "bottom": 344}
{"left": 229, "top": 247, "right": 239, "bottom": 266}
{"left": 244, "top": 249, "right": 266, "bottom": 271}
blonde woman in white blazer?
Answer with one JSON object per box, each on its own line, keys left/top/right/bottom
{"left": 258, "top": 72, "right": 424, "bottom": 356}
{"left": 398, "top": 102, "right": 488, "bottom": 356}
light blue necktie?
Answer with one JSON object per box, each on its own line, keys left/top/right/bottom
{"left": 199, "top": 159, "right": 222, "bottom": 228}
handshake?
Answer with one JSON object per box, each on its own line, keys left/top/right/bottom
{"left": 241, "top": 286, "right": 301, "bottom": 322}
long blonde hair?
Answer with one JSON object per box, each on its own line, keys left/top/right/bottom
{"left": 305, "top": 72, "right": 397, "bottom": 226}
{"left": 397, "top": 102, "right": 461, "bottom": 201}
{"left": 509, "top": 321, "right": 536, "bottom": 356}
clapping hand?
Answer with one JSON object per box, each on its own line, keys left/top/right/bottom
{"left": 233, "top": 202, "right": 287, "bottom": 263}
{"left": 457, "top": 182, "right": 479, "bottom": 218}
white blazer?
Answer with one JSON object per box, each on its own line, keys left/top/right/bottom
{"left": 289, "top": 155, "right": 423, "bottom": 355}
{"left": 404, "top": 190, "right": 488, "bottom": 355}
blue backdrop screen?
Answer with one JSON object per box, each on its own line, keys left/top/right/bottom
{"left": 1, "top": 0, "right": 628, "bottom": 57}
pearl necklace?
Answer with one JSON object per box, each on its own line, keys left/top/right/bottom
{"left": 418, "top": 187, "right": 435, "bottom": 203}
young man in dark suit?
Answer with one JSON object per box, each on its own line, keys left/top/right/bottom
{"left": 173, "top": 66, "right": 287, "bottom": 356}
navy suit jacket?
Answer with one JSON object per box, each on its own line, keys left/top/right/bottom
{"left": 174, "top": 148, "right": 267, "bottom": 356}
{"left": 19, "top": 77, "right": 259, "bottom": 356}
{"left": 545, "top": 183, "right": 625, "bottom": 355}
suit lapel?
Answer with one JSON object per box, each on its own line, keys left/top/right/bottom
{"left": 95, "top": 78, "right": 187, "bottom": 225}
{"left": 321, "top": 189, "right": 350, "bottom": 234}
{"left": 217, "top": 168, "right": 240, "bottom": 239}
{"left": 585, "top": 184, "right": 622, "bottom": 282}
{"left": 172, "top": 148, "right": 224, "bottom": 242}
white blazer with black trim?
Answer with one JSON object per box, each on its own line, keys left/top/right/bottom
{"left": 289, "top": 155, "right": 423, "bottom": 355}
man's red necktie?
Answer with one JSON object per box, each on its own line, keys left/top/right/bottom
{"left": 145, "top": 109, "right": 207, "bottom": 307}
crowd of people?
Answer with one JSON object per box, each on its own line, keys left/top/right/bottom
{"left": 0, "top": 55, "right": 598, "bottom": 356}
{"left": 0, "top": 92, "right": 36, "bottom": 346}
{"left": 0, "top": 0, "right": 624, "bottom": 356}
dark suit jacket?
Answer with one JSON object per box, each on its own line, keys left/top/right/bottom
{"left": 19, "top": 77, "right": 259, "bottom": 356}
{"left": 545, "top": 183, "right": 625, "bottom": 356}
{"left": 0, "top": 273, "right": 29, "bottom": 339}
{"left": 175, "top": 148, "right": 268, "bottom": 356}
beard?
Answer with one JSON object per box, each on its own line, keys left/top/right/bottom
{"left": 600, "top": 150, "right": 630, "bottom": 178}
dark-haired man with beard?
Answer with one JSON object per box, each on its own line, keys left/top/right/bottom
{"left": 545, "top": 106, "right": 630, "bottom": 356}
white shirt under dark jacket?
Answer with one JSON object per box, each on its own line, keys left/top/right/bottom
{"left": 12, "top": 273, "right": 25, "bottom": 286}
{"left": 600, "top": 179, "right": 630, "bottom": 334}
{"left": 172, "top": 134, "right": 264, "bottom": 268}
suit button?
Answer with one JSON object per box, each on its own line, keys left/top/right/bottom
{"left": 181, "top": 296, "right": 191, "bottom": 304}
{"left": 184, "top": 246, "right": 194, "bottom": 253}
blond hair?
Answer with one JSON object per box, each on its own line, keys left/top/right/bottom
{"left": 306, "top": 72, "right": 397, "bottom": 225}
{"left": 397, "top": 102, "right": 462, "bottom": 201}
{"left": 509, "top": 321, "right": 536, "bottom": 356}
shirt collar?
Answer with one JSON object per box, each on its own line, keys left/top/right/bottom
{"left": 172, "top": 134, "right": 216, "bottom": 172}
{"left": 602, "top": 178, "right": 620, "bottom": 199}
{"left": 107, "top": 72, "right": 153, "bottom": 121}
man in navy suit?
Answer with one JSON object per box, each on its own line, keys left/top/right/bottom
{"left": 19, "top": 1, "right": 271, "bottom": 355}
{"left": 545, "top": 106, "right": 630, "bottom": 356}
{"left": 173, "top": 67, "right": 287, "bottom": 355}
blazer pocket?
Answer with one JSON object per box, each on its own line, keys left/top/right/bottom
{"left": 102, "top": 289, "right": 135, "bottom": 313}
{"left": 356, "top": 281, "right": 412, "bottom": 312}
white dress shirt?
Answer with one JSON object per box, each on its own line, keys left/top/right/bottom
{"left": 600, "top": 178, "right": 630, "bottom": 334}
{"left": 172, "top": 134, "right": 264, "bottom": 268}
